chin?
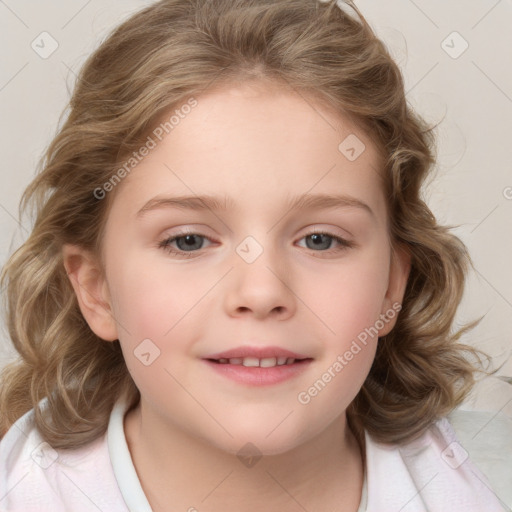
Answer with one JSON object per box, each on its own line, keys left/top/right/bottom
{"left": 205, "top": 422, "right": 314, "bottom": 459}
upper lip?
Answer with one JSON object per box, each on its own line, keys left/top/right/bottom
{"left": 204, "top": 346, "right": 311, "bottom": 360}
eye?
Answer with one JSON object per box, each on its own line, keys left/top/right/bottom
{"left": 297, "top": 231, "right": 353, "bottom": 253}
{"left": 158, "top": 229, "right": 353, "bottom": 258}
{"left": 158, "top": 231, "right": 214, "bottom": 258}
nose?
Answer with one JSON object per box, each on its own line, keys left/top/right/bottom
{"left": 223, "top": 243, "right": 296, "bottom": 321}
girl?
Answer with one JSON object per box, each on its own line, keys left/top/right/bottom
{"left": 0, "top": 0, "right": 510, "bottom": 510}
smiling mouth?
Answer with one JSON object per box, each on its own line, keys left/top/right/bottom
{"left": 207, "top": 357, "right": 312, "bottom": 368}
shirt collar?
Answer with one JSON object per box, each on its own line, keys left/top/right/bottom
{"left": 107, "top": 396, "right": 368, "bottom": 512}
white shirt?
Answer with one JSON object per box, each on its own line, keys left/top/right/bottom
{"left": 0, "top": 398, "right": 510, "bottom": 511}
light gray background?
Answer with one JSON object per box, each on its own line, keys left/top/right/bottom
{"left": 0, "top": 0, "right": 511, "bottom": 417}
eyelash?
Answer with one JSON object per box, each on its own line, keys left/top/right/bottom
{"left": 158, "top": 229, "right": 354, "bottom": 258}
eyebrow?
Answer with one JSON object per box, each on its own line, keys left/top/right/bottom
{"left": 136, "top": 193, "right": 374, "bottom": 218}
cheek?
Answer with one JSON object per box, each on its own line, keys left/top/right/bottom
{"left": 295, "top": 258, "right": 386, "bottom": 415}
{"left": 107, "top": 261, "right": 196, "bottom": 404}
{"left": 307, "top": 251, "right": 390, "bottom": 345}
{"left": 108, "top": 251, "right": 190, "bottom": 333}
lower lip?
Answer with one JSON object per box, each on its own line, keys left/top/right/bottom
{"left": 203, "top": 359, "right": 313, "bottom": 386}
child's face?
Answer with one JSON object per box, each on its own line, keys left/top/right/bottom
{"left": 68, "top": 80, "right": 409, "bottom": 455}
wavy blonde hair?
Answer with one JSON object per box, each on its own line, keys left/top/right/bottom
{"left": 0, "top": 0, "right": 486, "bottom": 448}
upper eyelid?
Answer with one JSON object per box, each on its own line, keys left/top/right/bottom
{"left": 163, "top": 227, "right": 350, "bottom": 238}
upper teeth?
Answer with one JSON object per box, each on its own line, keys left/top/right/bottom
{"left": 217, "top": 357, "right": 296, "bottom": 367}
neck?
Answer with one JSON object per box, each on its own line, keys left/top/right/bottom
{"left": 124, "top": 399, "right": 364, "bottom": 512}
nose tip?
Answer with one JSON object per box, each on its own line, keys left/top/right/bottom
{"left": 225, "top": 255, "right": 296, "bottom": 321}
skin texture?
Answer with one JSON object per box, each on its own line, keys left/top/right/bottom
{"left": 63, "top": 79, "right": 410, "bottom": 511}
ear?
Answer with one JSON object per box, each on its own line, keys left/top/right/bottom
{"left": 62, "top": 244, "right": 118, "bottom": 341}
{"left": 378, "top": 243, "right": 411, "bottom": 337}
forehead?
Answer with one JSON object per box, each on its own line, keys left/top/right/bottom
{"left": 108, "top": 80, "right": 386, "bottom": 221}
{"left": 160, "top": 79, "right": 379, "bottom": 157}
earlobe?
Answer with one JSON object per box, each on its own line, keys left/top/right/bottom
{"left": 378, "top": 243, "right": 411, "bottom": 337}
{"left": 62, "top": 244, "right": 118, "bottom": 341}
